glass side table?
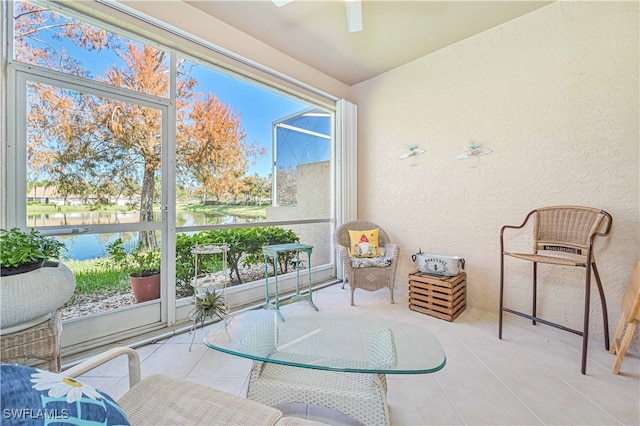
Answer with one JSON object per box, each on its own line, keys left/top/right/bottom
{"left": 262, "top": 243, "right": 318, "bottom": 321}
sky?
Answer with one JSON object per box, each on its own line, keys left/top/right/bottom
{"left": 189, "top": 64, "right": 317, "bottom": 176}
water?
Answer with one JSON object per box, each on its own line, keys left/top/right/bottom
{"left": 28, "top": 211, "right": 261, "bottom": 261}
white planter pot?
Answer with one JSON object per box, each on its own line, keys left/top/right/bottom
{"left": 0, "top": 262, "right": 76, "bottom": 335}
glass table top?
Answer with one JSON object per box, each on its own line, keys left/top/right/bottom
{"left": 204, "top": 310, "right": 446, "bottom": 374}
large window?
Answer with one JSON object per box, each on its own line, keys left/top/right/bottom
{"left": 5, "top": 0, "right": 337, "bottom": 352}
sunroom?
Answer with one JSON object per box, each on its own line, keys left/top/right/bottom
{"left": 1, "top": 1, "right": 638, "bottom": 425}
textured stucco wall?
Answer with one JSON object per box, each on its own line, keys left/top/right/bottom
{"left": 267, "top": 161, "right": 331, "bottom": 266}
{"left": 351, "top": 2, "right": 639, "bottom": 352}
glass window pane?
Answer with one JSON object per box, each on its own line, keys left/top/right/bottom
{"left": 174, "top": 222, "right": 332, "bottom": 302}
{"left": 26, "top": 81, "right": 162, "bottom": 225}
{"left": 14, "top": 0, "right": 169, "bottom": 97}
{"left": 175, "top": 60, "right": 332, "bottom": 226}
{"left": 275, "top": 109, "right": 331, "bottom": 208}
{"left": 59, "top": 230, "right": 162, "bottom": 320}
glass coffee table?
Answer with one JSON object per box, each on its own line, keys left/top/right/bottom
{"left": 204, "top": 310, "right": 446, "bottom": 426}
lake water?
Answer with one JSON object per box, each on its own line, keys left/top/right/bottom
{"left": 28, "top": 211, "right": 260, "bottom": 261}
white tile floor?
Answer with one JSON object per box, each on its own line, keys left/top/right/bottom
{"left": 72, "top": 283, "right": 640, "bottom": 425}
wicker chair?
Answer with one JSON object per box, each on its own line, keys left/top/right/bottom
{"left": 0, "top": 310, "right": 62, "bottom": 372}
{"left": 60, "top": 347, "right": 326, "bottom": 425}
{"left": 333, "top": 220, "right": 399, "bottom": 306}
{"left": 499, "top": 206, "right": 613, "bottom": 375}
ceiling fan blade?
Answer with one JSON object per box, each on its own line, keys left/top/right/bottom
{"left": 273, "top": 0, "right": 294, "bottom": 7}
{"left": 345, "top": 0, "right": 363, "bottom": 33}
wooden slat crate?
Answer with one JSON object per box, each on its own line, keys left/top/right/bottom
{"left": 409, "top": 269, "right": 466, "bottom": 321}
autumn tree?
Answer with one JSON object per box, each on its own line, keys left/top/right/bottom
{"left": 14, "top": 1, "right": 263, "bottom": 249}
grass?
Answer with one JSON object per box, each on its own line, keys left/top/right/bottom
{"left": 27, "top": 203, "right": 139, "bottom": 215}
{"left": 181, "top": 203, "right": 267, "bottom": 218}
{"left": 66, "top": 259, "right": 130, "bottom": 294}
{"left": 27, "top": 202, "right": 267, "bottom": 218}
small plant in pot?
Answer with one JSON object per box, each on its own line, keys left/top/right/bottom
{"left": 0, "top": 228, "right": 75, "bottom": 334}
{"left": 0, "top": 228, "right": 67, "bottom": 276}
{"left": 104, "top": 239, "right": 161, "bottom": 303}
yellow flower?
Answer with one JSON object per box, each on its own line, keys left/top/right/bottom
{"left": 30, "top": 369, "right": 102, "bottom": 403}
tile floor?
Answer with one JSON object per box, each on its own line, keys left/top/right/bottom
{"left": 71, "top": 283, "right": 639, "bottom": 425}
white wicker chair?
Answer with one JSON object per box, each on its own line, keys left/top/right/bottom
{"left": 333, "top": 220, "right": 399, "bottom": 305}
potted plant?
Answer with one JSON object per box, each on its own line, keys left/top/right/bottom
{"left": 190, "top": 289, "right": 227, "bottom": 328}
{"left": 187, "top": 288, "right": 227, "bottom": 350}
{"left": 0, "top": 228, "right": 76, "bottom": 334}
{"left": 105, "top": 239, "right": 161, "bottom": 303}
{"left": 0, "top": 228, "right": 67, "bottom": 276}
{"left": 128, "top": 247, "right": 161, "bottom": 303}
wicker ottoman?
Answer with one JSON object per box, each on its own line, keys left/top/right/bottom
{"left": 0, "top": 310, "right": 62, "bottom": 372}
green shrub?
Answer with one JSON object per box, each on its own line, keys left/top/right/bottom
{"left": 101, "top": 238, "right": 161, "bottom": 277}
{"left": 175, "top": 226, "right": 299, "bottom": 293}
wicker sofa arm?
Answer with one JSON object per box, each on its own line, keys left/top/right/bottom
{"left": 63, "top": 346, "right": 141, "bottom": 389}
{"left": 335, "top": 244, "right": 352, "bottom": 272}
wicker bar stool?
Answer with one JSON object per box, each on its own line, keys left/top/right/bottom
{"left": 0, "top": 310, "right": 62, "bottom": 372}
{"left": 499, "top": 206, "right": 613, "bottom": 375}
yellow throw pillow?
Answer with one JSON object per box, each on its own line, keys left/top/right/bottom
{"left": 348, "top": 228, "right": 381, "bottom": 258}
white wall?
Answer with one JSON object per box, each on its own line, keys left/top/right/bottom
{"left": 351, "top": 2, "right": 639, "bottom": 352}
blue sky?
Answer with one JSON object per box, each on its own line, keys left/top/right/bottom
{"left": 190, "top": 64, "right": 310, "bottom": 176}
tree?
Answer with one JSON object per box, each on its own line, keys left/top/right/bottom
{"left": 276, "top": 167, "right": 298, "bottom": 206}
{"left": 14, "top": 1, "right": 264, "bottom": 249}
{"left": 239, "top": 175, "right": 258, "bottom": 205}
{"left": 238, "top": 174, "right": 271, "bottom": 205}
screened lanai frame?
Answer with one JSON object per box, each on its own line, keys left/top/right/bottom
{"left": 272, "top": 108, "right": 332, "bottom": 207}
{"left": 1, "top": 0, "right": 357, "bottom": 356}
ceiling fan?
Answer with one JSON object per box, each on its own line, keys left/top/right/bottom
{"left": 272, "top": 0, "right": 363, "bottom": 33}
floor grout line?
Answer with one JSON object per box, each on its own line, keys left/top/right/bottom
{"left": 74, "top": 284, "right": 640, "bottom": 425}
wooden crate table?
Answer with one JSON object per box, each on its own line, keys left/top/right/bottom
{"left": 409, "top": 270, "right": 466, "bottom": 321}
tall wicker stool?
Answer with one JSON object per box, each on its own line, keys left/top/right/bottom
{"left": 0, "top": 310, "right": 62, "bottom": 372}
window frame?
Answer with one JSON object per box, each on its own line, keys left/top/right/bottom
{"left": 2, "top": 0, "right": 350, "bottom": 354}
